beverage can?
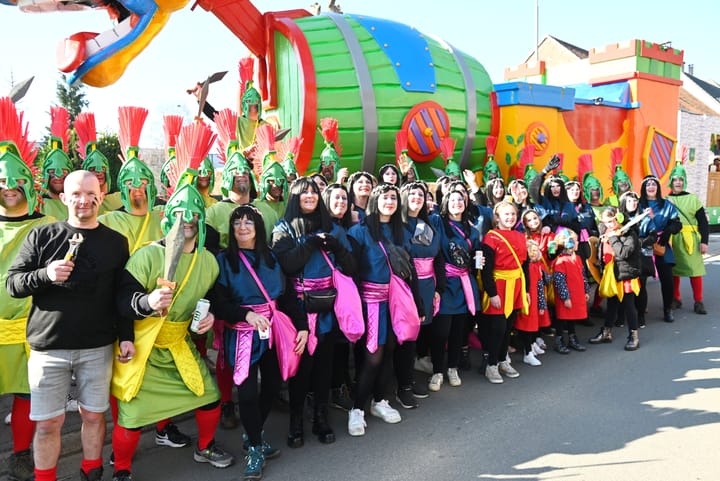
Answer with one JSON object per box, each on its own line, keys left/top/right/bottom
{"left": 190, "top": 298, "right": 211, "bottom": 333}
{"left": 475, "top": 250, "right": 484, "bottom": 270}
{"left": 258, "top": 327, "right": 270, "bottom": 340}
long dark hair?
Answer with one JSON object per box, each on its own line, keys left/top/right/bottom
{"left": 542, "top": 175, "right": 569, "bottom": 204}
{"left": 364, "top": 184, "right": 404, "bottom": 244}
{"left": 440, "top": 189, "right": 471, "bottom": 238}
{"left": 618, "top": 191, "right": 640, "bottom": 218}
{"left": 639, "top": 175, "right": 666, "bottom": 208}
{"left": 485, "top": 177, "right": 506, "bottom": 207}
{"left": 378, "top": 163, "right": 401, "bottom": 187}
{"left": 400, "top": 181, "right": 430, "bottom": 224}
{"left": 347, "top": 171, "right": 376, "bottom": 208}
{"left": 322, "top": 183, "right": 353, "bottom": 229}
{"left": 283, "top": 177, "right": 332, "bottom": 237}
{"left": 225, "top": 204, "right": 274, "bottom": 273}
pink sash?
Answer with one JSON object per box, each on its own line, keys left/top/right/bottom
{"left": 445, "top": 263, "right": 476, "bottom": 315}
{"left": 291, "top": 276, "right": 333, "bottom": 355}
{"left": 378, "top": 243, "right": 421, "bottom": 345}
{"left": 226, "top": 316, "right": 259, "bottom": 386}
{"left": 238, "top": 252, "right": 301, "bottom": 381}
{"left": 414, "top": 257, "right": 440, "bottom": 316}
{"left": 321, "top": 251, "right": 364, "bottom": 343}
{"left": 360, "top": 281, "right": 389, "bottom": 354}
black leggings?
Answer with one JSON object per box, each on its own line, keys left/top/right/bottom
{"left": 430, "top": 313, "right": 467, "bottom": 373}
{"left": 353, "top": 332, "right": 397, "bottom": 409}
{"left": 654, "top": 255, "right": 675, "bottom": 311}
{"left": 289, "top": 329, "right": 337, "bottom": 414}
{"left": 236, "top": 349, "right": 282, "bottom": 446}
{"left": 604, "top": 293, "right": 638, "bottom": 332}
{"left": 394, "top": 340, "right": 416, "bottom": 389}
{"left": 481, "top": 311, "right": 517, "bottom": 366}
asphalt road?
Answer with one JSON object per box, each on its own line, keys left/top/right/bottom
{"left": 3, "top": 245, "right": 720, "bottom": 481}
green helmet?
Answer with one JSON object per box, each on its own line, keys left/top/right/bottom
{"left": 0, "top": 141, "right": 38, "bottom": 213}
{"left": 668, "top": 162, "right": 687, "bottom": 190}
{"left": 320, "top": 141, "right": 340, "bottom": 168}
{"left": 445, "top": 158, "right": 461, "bottom": 178}
{"left": 81, "top": 143, "right": 112, "bottom": 191}
{"left": 282, "top": 153, "right": 299, "bottom": 180}
{"left": 483, "top": 157, "right": 501, "bottom": 185}
{"left": 41, "top": 136, "right": 73, "bottom": 191}
{"left": 117, "top": 152, "right": 157, "bottom": 212}
{"left": 612, "top": 166, "right": 633, "bottom": 195}
{"left": 241, "top": 82, "right": 262, "bottom": 119}
{"left": 221, "top": 142, "right": 256, "bottom": 198}
{"left": 193, "top": 157, "right": 215, "bottom": 192}
{"left": 582, "top": 172, "right": 603, "bottom": 203}
{"left": 259, "top": 158, "right": 288, "bottom": 201}
{"left": 162, "top": 183, "right": 207, "bottom": 252}
{"left": 524, "top": 165, "right": 538, "bottom": 186}
{"left": 160, "top": 146, "right": 176, "bottom": 190}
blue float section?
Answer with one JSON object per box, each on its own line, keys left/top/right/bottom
{"left": 349, "top": 13, "right": 436, "bottom": 93}
{"left": 570, "top": 82, "right": 640, "bottom": 108}
{"left": 494, "top": 82, "right": 576, "bottom": 110}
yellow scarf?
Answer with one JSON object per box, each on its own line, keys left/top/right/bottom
{"left": 0, "top": 317, "right": 30, "bottom": 359}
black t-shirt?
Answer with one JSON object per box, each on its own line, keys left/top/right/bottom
{"left": 7, "top": 221, "right": 130, "bottom": 350}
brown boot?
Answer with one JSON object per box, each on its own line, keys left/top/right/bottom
{"left": 624, "top": 330, "right": 640, "bottom": 351}
{"left": 588, "top": 327, "right": 613, "bottom": 344}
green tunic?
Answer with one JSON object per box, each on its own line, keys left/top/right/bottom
{"left": 0, "top": 215, "right": 54, "bottom": 394}
{"left": 253, "top": 199, "right": 286, "bottom": 242}
{"left": 98, "top": 210, "right": 163, "bottom": 255}
{"left": 40, "top": 197, "right": 68, "bottom": 221}
{"left": 668, "top": 194, "right": 705, "bottom": 277}
{"left": 98, "top": 192, "right": 123, "bottom": 216}
{"left": 205, "top": 201, "right": 237, "bottom": 249}
{"left": 117, "top": 244, "right": 220, "bottom": 428}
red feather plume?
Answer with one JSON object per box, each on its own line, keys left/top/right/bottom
{"left": 254, "top": 123, "right": 276, "bottom": 177}
{"left": 276, "top": 136, "right": 303, "bottom": 162}
{"left": 239, "top": 57, "right": 255, "bottom": 97}
{"left": 395, "top": 130, "right": 408, "bottom": 159}
{"left": 577, "top": 154, "right": 593, "bottom": 181}
{"left": 485, "top": 135, "right": 497, "bottom": 157}
{"left": 214, "top": 108, "right": 238, "bottom": 163}
{"left": 319, "top": 118, "right": 342, "bottom": 156}
{"left": 168, "top": 121, "right": 216, "bottom": 190}
{"left": 118, "top": 106, "right": 148, "bottom": 162}
{"left": 520, "top": 144, "right": 535, "bottom": 171}
{"left": 0, "top": 96, "right": 38, "bottom": 168}
{"left": 162, "top": 115, "right": 183, "bottom": 152}
{"left": 50, "top": 106, "right": 70, "bottom": 152}
{"left": 440, "top": 137, "right": 456, "bottom": 161}
{"left": 610, "top": 147, "right": 624, "bottom": 173}
{"left": 73, "top": 112, "right": 97, "bottom": 161}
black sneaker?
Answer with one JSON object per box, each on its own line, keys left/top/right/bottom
{"left": 156, "top": 422, "right": 191, "bottom": 448}
{"left": 80, "top": 467, "right": 103, "bottom": 481}
{"left": 694, "top": 301, "right": 707, "bottom": 315}
{"left": 395, "top": 388, "right": 419, "bottom": 409}
{"left": 112, "top": 470, "right": 133, "bottom": 481}
{"left": 670, "top": 299, "right": 682, "bottom": 310}
{"left": 220, "top": 402, "right": 238, "bottom": 430}
{"left": 193, "top": 440, "right": 234, "bottom": 468}
{"left": 8, "top": 449, "right": 34, "bottom": 481}
{"left": 411, "top": 382, "right": 429, "bottom": 399}
{"left": 330, "top": 385, "right": 354, "bottom": 412}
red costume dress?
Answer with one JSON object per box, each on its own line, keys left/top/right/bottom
{"left": 481, "top": 229, "right": 528, "bottom": 317}
{"left": 515, "top": 260, "right": 550, "bottom": 332}
{"left": 552, "top": 253, "right": 589, "bottom": 320}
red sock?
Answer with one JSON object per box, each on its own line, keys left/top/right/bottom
{"left": 592, "top": 289, "right": 603, "bottom": 309}
{"left": 111, "top": 426, "right": 141, "bottom": 472}
{"left": 110, "top": 396, "right": 119, "bottom": 425}
{"left": 80, "top": 458, "right": 102, "bottom": 475}
{"left": 34, "top": 467, "right": 56, "bottom": 481}
{"left": 673, "top": 276, "right": 681, "bottom": 301}
{"left": 11, "top": 396, "right": 34, "bottom": 453}
{"left": 216, "top": 357, "right": 233, "bottom": 403}
{"left": 690, "top": 276, "right": 703, "bottom": 302}
{"left": 195, "top": 405, "right": 220, "bottom": 450}
{"left": 156, "top": 419, "right": 170, "bottom": 432}
{"left": 193, "top": 336, "right": 208, "bottom": 358}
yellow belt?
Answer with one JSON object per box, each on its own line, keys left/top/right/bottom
{"left": 482, "top": 268, "right": 529, "bottom": 317}
{"left": 0, "top": 317, "right": 30, "bottom": 359}
{"left": 112, "top": 316, "right": 204, "bottom": 402}
{"left": 679, "top": 225, "right": 699, "bottom": 255}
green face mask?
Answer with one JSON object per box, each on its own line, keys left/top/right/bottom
{"left": 583, "top": 175, "right": 603, "bottom": 203}
{"left": 162, "top": 183, "right": 207, "bottom": 252}
{"left": 81, "top": 145, "right": 112, "bottom": 191}
{"left": 42, "top": 141, "right": 73, "bottom": 191}
{"left": 117, "top": 157, "right": 157, "bottom": 211}
{"left": 667, "top": 164, "right": 686, "bottom": 190}
{"left": 612, "top": 169, "right": 632, "bottom": 195}
{"left": 259, "top": 161, "right": 288, "bottom": 201}
{"left": 160, "top": 147, "right": 176, "bottom": 189}
{"left": 221, "top": 148, "right": 256, "bottom": 198}
{"left": 196, "top": 157, "right": 215, "bottom": 192}
{"left": 282, "top": 153, "right": 299, "bottom": 180}
{"left": 0, "top": 142, "right": 37, "bottom": 213}
{"left": 524, "top": 166, "right": 538, "bottom": 186}
{"left": 445, "top": 159, "right": 461, "bottom": 178}
{"left": 483, "top": 158, "right": 501, "bottom": 185}
{"left": 241, "top": 85, "right": 262, "bottom": 119}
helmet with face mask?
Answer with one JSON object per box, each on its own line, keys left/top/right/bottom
{"left": 196, "top": 157, "right": 215, "bottom": 192}
{"left": 81, "top": 146, "right": 111, "bottom": 191}
{"left": 668, "top": 162, "right": 687, "bottom": 190}
{"left": 75, "top": 112, "right": 112, "bottom": 191}
{"left": 0, "top": 141, "right": 38, "bottom": 213}
{"left": 42, "top": 106, "right": 73, "bottom": 192}
{"left": 220, "top": 141, "right": 257, "bottom": 198}
{"left": 239, "top": 57, "right": 262, "bottom": 119}
{"left": 161, "top": 182, "right": 207, "bottom": 252}
{"left": 259, "top": 154, "right": 288, "bottom": 201}
{"left": 117, "top": 151, "right": 157, "bottom": 212}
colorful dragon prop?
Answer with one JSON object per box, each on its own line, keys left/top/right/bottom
{"left": 4, "top": 0, "right": 494, "bottom": 177}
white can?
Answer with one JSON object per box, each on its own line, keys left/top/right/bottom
{"left": 190, "top": 298, "right": 211, "bottom": 333}
{"left": 475, "top": 250, "right": 484, "bottom": 270}
{"left": 258, "top": 326, "right": 270, "bottom": 340}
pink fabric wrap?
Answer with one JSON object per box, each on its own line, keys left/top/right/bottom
{"left": 330, "top": 268, "right": 365, "bottom": 343}
{"left": 360, "top": 281, "right": 389, "bottom": 354}
{"left": 388, "top": 273, "right": 422, "bottom": 343}
{"left": 292, "top": 276, "right": 333, "bottom": 355}
{"left": 414, "top": 257, "right": 439, "bottom": 316}
{"left": 445, "top": 264, "right": 476, "bottom": 315}
{"left": 580, "top": 228, "right": 589, "bottom": 242}
{"left": 226, "top": 321, "right": 255, "bottom": 385}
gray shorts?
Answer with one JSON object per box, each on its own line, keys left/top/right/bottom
{"left": 27, "top": 345, "right": 113, "bottom": 421}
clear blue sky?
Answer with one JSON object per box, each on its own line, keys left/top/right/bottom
{"left": 2, "top": 0, "right": 717, "bottom": 146}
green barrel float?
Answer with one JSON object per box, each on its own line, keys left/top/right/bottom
{"left": 267, "top": 12, "right": 494, "bottom": 179}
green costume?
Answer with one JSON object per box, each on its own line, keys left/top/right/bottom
{"left": 254, "top": 158, "right": 288, "bottom": 241}
{"left": 98, "top": 210, "right": 164, "bottom": 255}
{"left": 99, "top": 192, "right": 123, "bottom": 215}
{"left": 206, "top": 201, "right": 237, "bottom": 249}
{"left": 40, "top": 197, "right": 68, "bottom": 221}
{"left": 667, "top": 165, "right": 705, "bottom": 277}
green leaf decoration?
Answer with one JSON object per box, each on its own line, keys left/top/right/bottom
{"left": 505, "top": 152, "right": 512, "bottom": 165}
{"left": 505, "top": 135, "right": 515, "bottom": 146}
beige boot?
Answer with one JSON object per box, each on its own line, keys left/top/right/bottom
{"left": 624, "top": 330, "right": 639, "bottom": 351}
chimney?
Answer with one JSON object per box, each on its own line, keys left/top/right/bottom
{"left": 688, "top": 64, "right": 694, "bottom": 76}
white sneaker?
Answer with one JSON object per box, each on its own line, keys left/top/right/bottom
{"left": 4, "top": 412, "right": 10, "bottom": 425}
{"left": 348, "top": 409, "right": 366, "bottom": 436}
{"left": 485, "top": 365, "right": 504, "bottom": 384}
{"left": 447, "top": 368, "right": 462, "bottom": 387}
{"left": 523, "top": 351, "right": 542, "bottom": 366}
{"left": 535, "top": 337, "right": 547, "bottom": 350}
{"left": 498, "top": 360, "right": 520, "bottom": 378}
{"left": 370, "top": 399, "right": 401, "bottom": 424}
{"left": 428, "top": 373, "right": 443, "bottom": 392}
{"left": 531, "top": 342, "right": 545, "bottom": 356}
{"left": 414, "top": 356, "right": 433, "bottom": 374}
